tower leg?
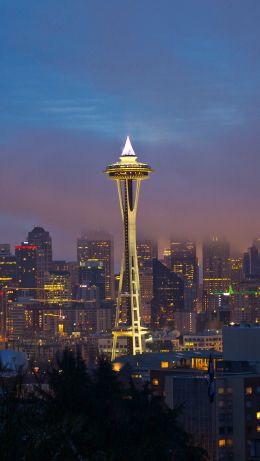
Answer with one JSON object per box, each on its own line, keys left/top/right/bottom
{"left": 127, "top": 180, "right": 143, "bottom": 355}
{"left": 112, "top": 179, "right": 144, "bottom": 360}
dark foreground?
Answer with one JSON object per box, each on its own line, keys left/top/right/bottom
{"left": 0, "top": 350, "right": 208, "bottom": 461}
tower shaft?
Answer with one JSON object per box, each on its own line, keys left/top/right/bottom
{"left": 112, "top": 179, "right": 142, "bottom": 359}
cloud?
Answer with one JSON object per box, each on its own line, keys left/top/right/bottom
{"left": 0, "top": 0, "right": 260, "bottom": 259}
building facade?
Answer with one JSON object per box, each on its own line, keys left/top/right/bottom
{"left": 170, "top": 239, "right": 198, "bottom": 311}
{"left": 151, "top": 258, "right": 184, "bottom": 329}
{"left": 27, "top": 226, "right": 52, "bottom": 289}
{"left": 77, "top": 236, "right": 114, "bottom": 301}
{"left": 203, "top": 237, "right": 230, "bottom": 325}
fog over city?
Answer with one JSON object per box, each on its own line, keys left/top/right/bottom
{"left": 1, "top": 1, "right": 260, "bottom": 259}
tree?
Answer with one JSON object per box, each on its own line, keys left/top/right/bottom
{"left": 0, "top": 350, "right": 208, "bottom": 461}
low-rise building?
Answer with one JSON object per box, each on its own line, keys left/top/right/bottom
{"left": 182, "top": 331, "right": 222, "bottom": 352}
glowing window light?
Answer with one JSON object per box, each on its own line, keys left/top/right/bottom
{"left": 218, "top": 439, "right": 225, "bottom": 447}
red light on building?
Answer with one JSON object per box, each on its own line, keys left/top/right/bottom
{"left": 15, "top": 246, "right": 37, "bottom": 250}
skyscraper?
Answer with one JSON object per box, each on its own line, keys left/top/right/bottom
{"left": 0, "top": 245, "right": 17, "bottom": 289}
{"left": 0, "top": 245, "right": 17, "bottom": 335}
{"left": 243, "top": 243, "right": 260, "bottom": 279}
{"left": 203, "top": 237, "right": 230, "bottom": 321}
{"left": 137, "top": 240, "right": 157, "bottom": 271}
{"left": 151, "top": 258, "right": 184, "bottom": 329}
{"left": 27, "top": 226, "right": 52, "bottom": 288}
{"left": 44, "top": 270, "right": 72, "bottom": 304}
{"left": 104, "top": 137, "right": 153, "bottom": 358}
{"left": 15, "top": 243, "right": 37, "bottom": 288}
{"left": 228, "top": 257, "right": 243, "bottom": 286}
{"left": 170, "top": 239, "right": 198, "bottom": 311}
{"left": 78, "top": 259, "right": 106, "bottom": 303}
{"left": 0, "top": 244, "right": 11, "bottom": 257}
{"left": 137, "top": 240, "right": 157, "bottom": 325}
{"left": 77, "top": 235, "right": 114, "bottom": 300}
{"left": 162, "top": 247, "right": 171, "bottom": 269}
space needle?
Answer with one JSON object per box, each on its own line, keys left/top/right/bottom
{"left": 104, "top": 137, "right": 153, "bottom": 360}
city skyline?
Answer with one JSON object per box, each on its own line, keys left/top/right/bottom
{"left": 2, "top": 224, "right": 260, "bottom": 265}
{"left": 2, "top": 4, "right": 260, "bottom": 460}
{"left": 1, "top": 1, "right": 260, "bottom": 259}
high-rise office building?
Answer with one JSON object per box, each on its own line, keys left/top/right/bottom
{"left": 151, "top": 258, "right": 184, "bottom": 329}
{"left": 137, "top": 240, "right": 157, "bottom": 325}
{"left": 0, "top": 245, "right": 17, "bottom": 289}
{"left": 78, "top": 259, "right": 106, "bottom": 303}
{"left": 27, "top": 226, "right": 52, "bottom": 288}
{"left": 44, "top": 271, "right": 72, "bottom": 304}
{"left": 203, "top": 237, "right": 230, "bottom": 320}
{"left": 0, "top": 245, "right": 17, "bottom": 334}
{"left": 243, "top": 243, "right": 260, "bottom": 279}
{"left": 253, "top": 237, "right": 260, "bottom": 250}
{"left": 104, "top": 137, "right": 153, "bottom": 358}
{"left": 228, "top": 257, "right": 243, "bottom": 287}
{"left": 96, "top": 301, "right": 113, "bottom": 332}
{"left": 232, "top": 280, "right": 260, "bottom": 324}
{"left": 170, "top": 239, "right": 198, "bottom": 311}
{"left": 162, "top": 248, "right": 171, "bottom": 269}
{"left": 77, "top": 235, "right": 114, "bottom": 301}
{"left": 248, "top": 246, "right": 260, "bottom": 277}
{"left": 6, "top": 297, "right": 43, "bottom": 339}
{"left": 51, "top": 260, "right": 79, "bottom": 293}
{"left": 0, "top": 244, "right": 11, "bottom": 257}
{"left": 15, "top": 243, "right": 37, "bottom": 289}
{"left": 243, "top": 251, "right": 251, "bottom": 279}
{"left": 137, "top": 240, "right": 157, "bottom": 270}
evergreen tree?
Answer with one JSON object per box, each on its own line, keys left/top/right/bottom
{"left": 0, "top": 351, "right": 208, "bottom": 461}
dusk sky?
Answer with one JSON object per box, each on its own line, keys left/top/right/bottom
{"left": 1, "top": 0, "right": 260, "bottom": 261}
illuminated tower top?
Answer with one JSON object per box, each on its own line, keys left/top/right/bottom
{"left": 121, "top": 136, "right": 136, "bottom": 157}
{"left": 104, "top": 136, "right": 153, "bottom": 180}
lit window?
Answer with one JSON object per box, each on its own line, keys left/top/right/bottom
{"left": 218, "top": 401, "right": 225, "bottom": 408}
{"left": 218, "top": 439, "right": 226, "bottom": 447}
{"left": 256, "top": 412, "right": 260, "bottom": 419}
{"left": 161, "top": 361, "right": 169, "bottom": 368}
{"left": 257, "top": 426, "right": 260, "bottom": 432}
{"left": 152, "top": 378, "right": 159, "bottom": 386}
{"left": 112, "top": 363, "right": 122, "bottom": 372}
{"left": 246, "top": 387, "right": 253, "bottom": 395}
{"left": 226, "top": 439, "right": 233, "bottom": 447}
{"left": 218, "top": 387, "right": 224, "bottom": 394}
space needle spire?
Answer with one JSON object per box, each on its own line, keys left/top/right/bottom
{"left": 104, "top": 137, "right": 154, "bottom": 360}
